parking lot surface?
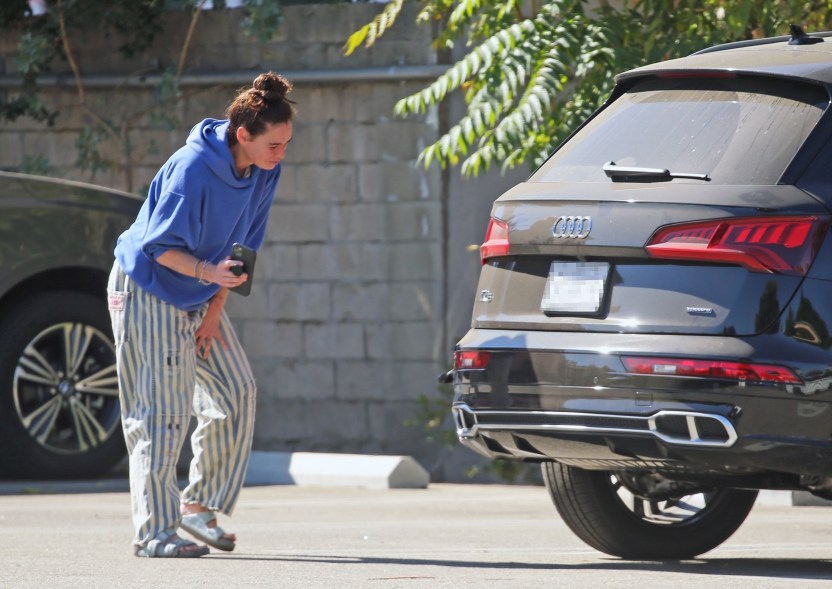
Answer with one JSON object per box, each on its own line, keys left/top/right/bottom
{"left": 2, "top": 482, "right": 832, "bottom": 589}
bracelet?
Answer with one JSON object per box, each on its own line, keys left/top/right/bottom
{"left": 193, "top": 259, "right": 201, "bottom": 279}
{"left": 197, "top": 260, "right": 211, "bottom": 285}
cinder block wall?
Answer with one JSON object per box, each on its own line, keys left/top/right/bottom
{"left": 0, "top": 4, "right": 457, "bottom": 471}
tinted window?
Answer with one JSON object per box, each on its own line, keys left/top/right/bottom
{"left": 532, "top": 76, "right": 828, "bottom": 185}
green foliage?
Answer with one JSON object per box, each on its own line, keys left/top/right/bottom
{"left": 75, "top": 0, "right": 166, "bottom": 57}
{"left": 21, "top": 154, "right": 50, "bottom": 176}
{"left": 465, "top": 459, "right": 542, "bottom": 485}
{"left": 344, "top": 0, "right": 404, "bottom": 55}
{"left": 0, "top": 0, "right": 288, "bottom": 189}
{"left": 347, "top": 0, "right": 832, "bottom": 176}
{"left": 404, "top": 379, "right": 458, "bottom": 447}
{"left": 15, "top": 31, "right": 53, "bottom": 75}
{"left": 3, "top": 28, "right": 58, "bottom": 124}
{"left": 405, "top": 371, "right": 543, "bottom": 484}
{"left": 239, "top": 0, "right": 285, "bottom": 43}
{"left": 0, "top": 83, "right": 57, "bottom": 125}
{"left": 0, "top": 0, "right": 172, "bottom": 181}
{"left": 74, "top": 124, "right": 113, "bottom": 177}
{"left": 149, "top": 69, "right": 182, "bottom": 130}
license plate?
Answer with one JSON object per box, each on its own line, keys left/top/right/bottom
{"left": 541, "top": 261, "right": 609, "bottom": 314}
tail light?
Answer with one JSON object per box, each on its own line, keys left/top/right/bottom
{"left": 645, "top": 216, "right": 830, "bottom": 275}
{"left": 622, "top": 356, "right": 800, "bottom": 384}
{"left": 480, "top": 217, "right": 510, "bottom": 264}
{"left": 454, "top": 350, "right": 492, "bottom": 370}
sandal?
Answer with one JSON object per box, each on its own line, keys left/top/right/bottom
{"left": 180, "top": 511, "right": 236, "bottom": 552}
{"left": 134, "top": 528, "right": 209, "bottom": 558}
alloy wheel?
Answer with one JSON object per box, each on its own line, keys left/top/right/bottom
{"left": 12, "top": 321, "right": 120, "bottom": 455}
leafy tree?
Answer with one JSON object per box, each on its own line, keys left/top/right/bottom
{"left": 0, "top": 0, "right": 285, "bottom": 191}
{"left": 346, "top": 0, "right": 832, "bottom": 176}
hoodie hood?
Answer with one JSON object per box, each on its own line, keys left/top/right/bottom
{"left": 185, "top": 118, "right": 254, "bottom": 189}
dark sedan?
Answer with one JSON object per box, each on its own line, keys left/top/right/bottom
{"left": 0, "top": 171, "right": 140, "bottom": 479}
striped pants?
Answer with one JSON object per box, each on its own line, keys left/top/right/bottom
{"left": 108, "top": 261, "right": 256, "bottom": 548}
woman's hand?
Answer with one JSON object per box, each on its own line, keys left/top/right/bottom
{"left": 195, "top": 288, "right": 230, "bottom": 359}
{"left": 202, "top": 258, "right": 248, "bottom": 289}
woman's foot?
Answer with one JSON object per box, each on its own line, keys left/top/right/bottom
{"left": 180, "top": 504, "right": 236, "bottom": 551}
{"left": 134, "top": 528, "right": 209, "bottom": 558}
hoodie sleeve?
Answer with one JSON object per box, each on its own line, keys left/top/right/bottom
{"left": 140, "top": 190, "right": 202, "bottom": 260}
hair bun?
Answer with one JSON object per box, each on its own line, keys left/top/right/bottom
{"left": 253, "top": 72, "right": 292, "bottom": 102}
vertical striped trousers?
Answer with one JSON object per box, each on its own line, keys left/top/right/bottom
{"left": 108, "top": 262, "right": 256, "bottom": 548}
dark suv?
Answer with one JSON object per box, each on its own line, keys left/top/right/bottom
{"left": 450, "top": 27, "right": 832, "bottom": 559}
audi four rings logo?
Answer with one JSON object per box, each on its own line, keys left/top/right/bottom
{"left": 552, "top": 215, "right": 592, "bottom": 239}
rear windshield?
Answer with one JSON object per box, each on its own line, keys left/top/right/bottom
{"left": 532, "top": 75, "right": 828, "bottom": 185}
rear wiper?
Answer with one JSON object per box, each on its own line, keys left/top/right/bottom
{"left": 603, "top": 161, "right": 710, "bottom": 182}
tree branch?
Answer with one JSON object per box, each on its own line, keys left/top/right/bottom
{"left": 56, "top": 0, "right": 121, "bottom": 144}
{"left": 177, "top": 0, "right": 208, "bottom": 78}
{"left": 56, "top": 0, "right": 85, "bottom": 106}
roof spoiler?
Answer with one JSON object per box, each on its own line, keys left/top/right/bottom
{"left": 693, "top": 25, "right": 828, "bottom": 56}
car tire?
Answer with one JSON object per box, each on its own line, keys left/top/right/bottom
{"left": 0, "top": 290, "right": 125, "bottom": 479}
{"left": 542, "top": 461, "right": 758, "bottom": 559}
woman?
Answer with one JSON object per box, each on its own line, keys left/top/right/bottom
{"left": 108, "top": 72, "right": 294, "bottom": 558}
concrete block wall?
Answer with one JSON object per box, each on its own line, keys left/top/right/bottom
{"left": 0, "top": 3, "right": 457, "bottom": 472}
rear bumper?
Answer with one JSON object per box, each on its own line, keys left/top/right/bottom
{"left": 452, "top": 329, "right": 832, "bottom": 477}
{"left": 453, "top": 403, "right": 738, "bottom": 447}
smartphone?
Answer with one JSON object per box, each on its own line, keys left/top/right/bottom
{"left": 229, "top": 243, "right": 257, "bottom": 296}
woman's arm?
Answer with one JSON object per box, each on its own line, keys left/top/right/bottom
{"left": 155, "top": 249, "right": 247, "bottom": 359}
{"left": 156, "top": 249, "right": 247, "bottom": 289}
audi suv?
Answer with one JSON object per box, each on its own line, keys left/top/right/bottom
{"left": 450, "top": 27, "right": 832, "bottom": 559}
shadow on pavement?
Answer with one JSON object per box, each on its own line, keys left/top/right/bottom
{"left": 203, "top": 554, "right": 832, "bottom": 580}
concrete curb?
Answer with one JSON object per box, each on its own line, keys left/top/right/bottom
{"left": 243, "top": 451, "right": 431, "bottom": 489}
{"left": 756, "top": 490, "right": 794, "bottom": 507}
{"left": 790, "top": 490, "right": 832, "bottom": 506}
{"left": 0, "top": 452, "right": 431, "bottom": 496}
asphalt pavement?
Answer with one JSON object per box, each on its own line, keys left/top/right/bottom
{"left": 2, "top": 482, "right": 832, "bottom": 589}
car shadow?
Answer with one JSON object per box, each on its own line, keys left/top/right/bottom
{"left": 207, "top": 554, "right": 832, "bottom": 580}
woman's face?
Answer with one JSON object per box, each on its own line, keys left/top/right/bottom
{"left": 237, "top": 120, "right": 293, "bottom": 170}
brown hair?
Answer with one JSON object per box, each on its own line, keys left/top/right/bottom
{"left": 226, "top": 72, "right": 296, "bottom": 146}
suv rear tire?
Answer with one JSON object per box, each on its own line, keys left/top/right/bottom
{"left": 542, "top": 462, "right": 758, "bottom": 559}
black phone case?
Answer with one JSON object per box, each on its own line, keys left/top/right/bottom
{"left": 229, "top": 243, "right": 256, "bottom": 296}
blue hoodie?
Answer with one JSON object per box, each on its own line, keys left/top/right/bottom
{"left": 115, "top": 118, "right": 281, "bottom": 311}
